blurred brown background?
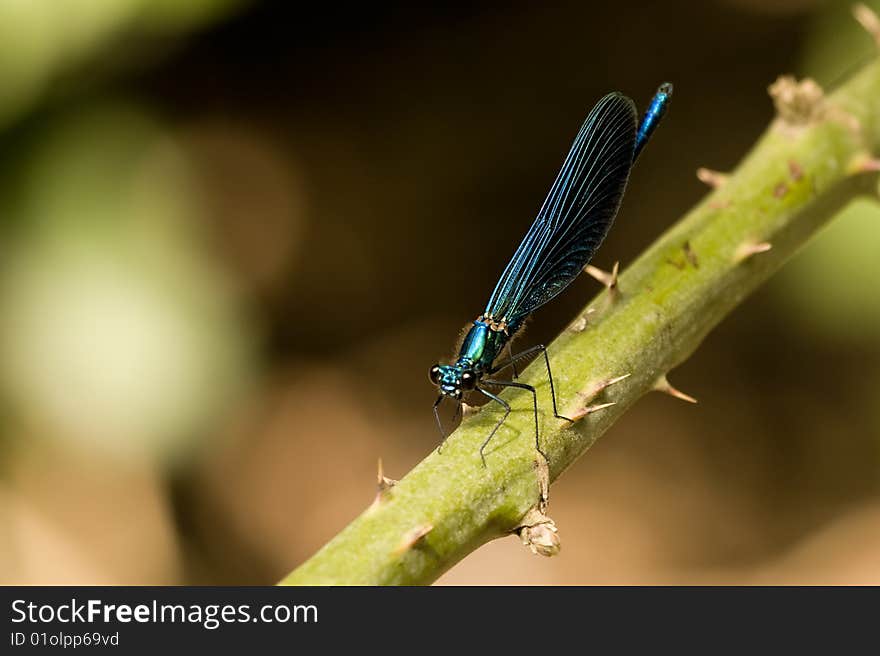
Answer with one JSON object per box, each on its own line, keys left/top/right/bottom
{"left": 1, "top": 0, "right": 879, "bottom": 585}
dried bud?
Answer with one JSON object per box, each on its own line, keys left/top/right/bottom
{"left": 516, "top": 508, "right": 561, "bottom": 557}
{"left": 520, "top": 520, "right": 560, "bottom": 557}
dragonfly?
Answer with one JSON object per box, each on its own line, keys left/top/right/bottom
{"left": 429, "top": 82, "right": 673, "bottom": 466}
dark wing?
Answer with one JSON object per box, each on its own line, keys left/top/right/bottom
{"left": 483, "top": 93, "right": 637, "bottom": 327}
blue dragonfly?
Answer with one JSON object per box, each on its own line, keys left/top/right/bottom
{"left": 429, "top": 83, "right": 672, "bottom": 465}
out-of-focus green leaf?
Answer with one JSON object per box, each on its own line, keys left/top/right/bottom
{"left": 0, "top": 105, "right": 257, "bottom": 462}
{"left": 0, "top": 0, "right": 246, "bottom": 129}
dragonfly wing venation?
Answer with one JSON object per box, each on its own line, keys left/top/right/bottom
{"left": 483, "top": 92, "right": 637, "bottom": 326}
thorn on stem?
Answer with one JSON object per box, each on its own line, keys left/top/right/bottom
{"left": 569, "top": 401, "right": 616, "bottom": 422}
{"left": 461, "top": 402, "right": 481, "bottom": 418}
{"left": 848, "top": 153, "right": 880, "bottom": 175}
{"left": 585, "top": 261, "right": 619, "bottom": 288}
{"left": 696, "top": 167, "right": 728, "bottom": 189}
{"left": 585, "top": 261, "right": 620, "bottom": 301}
{"left": 734, "top": 240, "right": 772, "bottom": 263}
{"left": 600, "top": 373, "right": 632, "bottom": 390}
{"left": 567, "top": 373, "right": 629, "bottom": 420}
{"left": 569, "top": 315, "right": 589, "bottom": 333}
{"left": 773, "top": 182, "right": 789, "bottom": 198}
{"left": 653, "top": 375, "right": 698, "bottom": 404}
{"left": 393, "top": 523, "right": 433, "bottom": 556}
{"left": 853, "top": 3, "right": 880, "bottom": 47}
{"left": 580, "top": 373, "right": 631, "bottom": 402}
{"left": 788, "top": 159, "right": 804, "bottom": 181}
{"left": 368, "top": 458, "right": 399, "bottom": 512}
{"left": 377, "top": 458, "right": 398, "bottom": 493}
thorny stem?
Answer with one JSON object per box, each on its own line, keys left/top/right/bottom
{"left": 280, "top": 51, "right": 880, "bottom": 585}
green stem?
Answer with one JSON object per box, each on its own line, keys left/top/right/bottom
{"left": 281, "top": 57, "right": 880, "bottom": 586}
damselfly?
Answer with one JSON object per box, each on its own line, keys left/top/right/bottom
{"left": 429, "top": 83, "right": 672, "bottom": 465}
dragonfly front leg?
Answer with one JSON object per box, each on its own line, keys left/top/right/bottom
{"left": 434, "top": 395, "right": 453, "bottom": 453}
{"left": 475, "top": 387, "right": 511, "bottom": 467}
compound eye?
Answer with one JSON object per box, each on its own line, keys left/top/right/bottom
{"left": 460, "top": 370, "right": 477, "bottom": 390}
{"left": 429, "top": 365, "right": 442, "bottom": 385}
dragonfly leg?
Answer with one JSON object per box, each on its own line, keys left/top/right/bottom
{"left": 489, "top": 343, "right": 544, "bottom": 376}
{"left": 451, "top": 399, "right": 463, "bottom": 425}
{"left": 434, "top": 395, "right": 447, "bottom": 452}
{"left": 436, "top": 396, "right": 466, "bottom": 454}
{"left": 506, "top": 342, "right": 519, "bottom": 379}
{"left": 482, "top": 379, "right": 547, "bottom": 462}
{"left": 537, "top": 346, "right": 572, "bottom": 423}
{"left": 490, "top": 344, "right": 572, "bottom": 422}
{"left": 475, "top": 387, "right": 511, "bottom": 467}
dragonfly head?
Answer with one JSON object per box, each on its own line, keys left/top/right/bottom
{"left": 430, "top": 363, "right": 477, "bottom": 400}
